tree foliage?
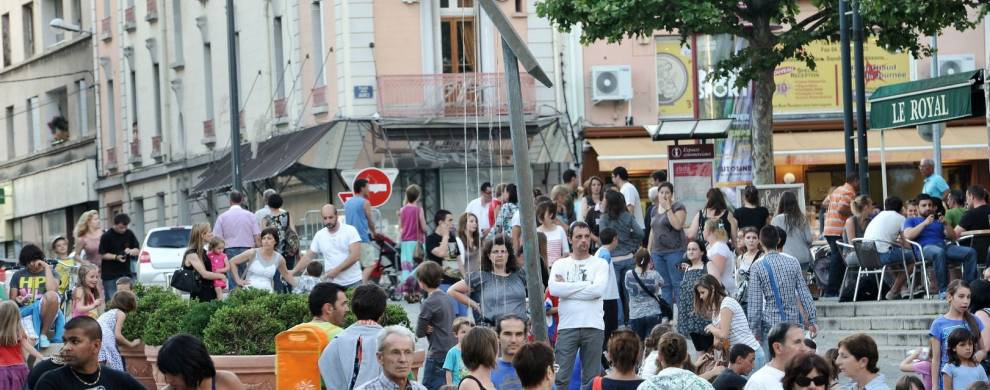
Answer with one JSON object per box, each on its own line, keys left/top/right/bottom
{"left": 537, "top": 0, "right": 987, "bottom": 87}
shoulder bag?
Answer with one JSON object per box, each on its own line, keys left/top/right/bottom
{"left": 760, "top": 257, "right": 789, "bottom": 323}
{"left": 631, "top": 270, "right": 673, "bottom": 320}
{"left": 171, "top": 254, "right": 203, "bottom": 293}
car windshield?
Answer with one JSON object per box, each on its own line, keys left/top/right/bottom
{"left": 146, "top": 229, "right": 191, "bottom": 249}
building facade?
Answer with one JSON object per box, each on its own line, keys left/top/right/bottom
{"left": 0, "top": 0, "right": 97, "bottom": 256}
{"left": 92, "top": 0, "right": 575, "bottom": 242}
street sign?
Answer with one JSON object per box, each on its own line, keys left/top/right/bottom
{"left": 338, "top": 192, "right": 355, "bottom": 204}
{"left": 354, "top": 86, "right": 374, "bottom": 99}
{"left": 340, "top": 168, "right": 397, "bottom": 208}
{"left": 667, "top": 144, "right": 714, "bottom": 160}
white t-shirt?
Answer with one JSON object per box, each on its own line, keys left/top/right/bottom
{"left": 465, "top": 197, "right": 492, "bottom": 233}
{"left": 708, "top": 241, "right": 737, "bottom": 296}
{"left": 548, "top": 254, "right": 611, "bottom": 330}
{"left": 308, "top": 224, "right": 363, "bottom": 286}
{"left": 620, "top": 182, "right": 645, "bottom": 229}
{"left": 863, "top": 210, "right": 906, "bottom": 253}
{"left": 713, "top": 297, "right": 760, "bottom": 350}
{"left": 744, "top": 365, "right": 785, "bottom": 390}
{"left": 510, "top": 209, "right": 521, "bottom": 229}
{"left": 538, "top": 224, "right": 570, "bottom": 267}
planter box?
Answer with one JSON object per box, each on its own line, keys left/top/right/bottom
{"left": 120, "top": 342, "right": 156, "bottom": 390}
{"left": 147, "top": 346, "right": 275, "bottom": 390}
{"left": 145, "top": 345, "right": 164, "bottom": 390}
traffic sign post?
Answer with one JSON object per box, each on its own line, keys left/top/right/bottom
{"left": 339, "top": 168, "right": 397, "bottom": 208}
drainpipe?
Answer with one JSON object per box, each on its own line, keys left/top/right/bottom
{"left": 91, "top": 0, "right": 103, "bottom": 178}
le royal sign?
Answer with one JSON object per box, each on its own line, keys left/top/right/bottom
{"left": 869, "top": 69, "right": 985, "bottom": 129}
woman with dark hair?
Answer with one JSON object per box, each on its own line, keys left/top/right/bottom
{"left": 686, "top": 188, "right": 738, "bottom": 244}
{"left": 448, "top": 234, "right": 528, "bottom": 326}
{"left": 600, "top": 190, "right": 645, "bottom": 322}
{"left": 638, "top": 333, "right": 714, "bottom": 390}
{"left": 677, "top": 240, "right": 713, "bottom": 352}
{"left": 229, "top": 228, "right": 298, "bottom": 293}
{"left": 488, "top": 184, "right": 519, "bottom": 240}
{"left": 782, "top": 353, "right": 832, "bottom": 390}
{"left": 771, "top": 191, "right": 813, "bottom": 269}
{"left": 457, "top": 212, "right": 483, "bottom": 278}
{"left": 648, "top": 181, "right": 687, "bottom": 306}
{"left": 595, "top": 329, "right": 644, "bottom": 389}
{"left": 581, "top": 176, "right": 606, "bottom": 240}
{"left": 735, "top": 185, "right": 770, "bottom": 231}
{"left": 693, "top": 274, "right": 765, "bottom": 371}
{"left": 157, "top": 334, "right": 243, "bottom": 389}
{"left": 458, "top": 327, "right": 499, "bottom": 390}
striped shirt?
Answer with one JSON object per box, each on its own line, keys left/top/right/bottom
{"left": 746, "top": 253, "right": 817, "bottom": 335}
{"left": 713, "top": 297, "right": 760, "bottom": 351}
{"left": 823, "top": 184, "right": 856, "bottom": 237}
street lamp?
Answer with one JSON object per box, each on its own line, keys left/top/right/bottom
{"left": 49, "top": 18, "right": 87, "bottom": 34}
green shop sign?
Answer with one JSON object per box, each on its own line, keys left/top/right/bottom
{"left": 869, "top": 70, "right": 985, "bottom": 129}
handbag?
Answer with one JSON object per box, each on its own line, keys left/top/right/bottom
{"left": 170, "top": 268, "right": 202, "bottom": 293}
{"left": 631, "top": 269, "right": 672, "bottom": 320}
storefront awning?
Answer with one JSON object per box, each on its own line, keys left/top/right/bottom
{"left": 190, "top": 120, "right": 353, "bottom": 195}
{"left": 870, "top": 70, "right": 985, "bottom": 129}
{"left": 588, "top": 138, "right": 675, "bottom": 171}
{"left": 646, "top": 119, "right": 733, "bottom": 141}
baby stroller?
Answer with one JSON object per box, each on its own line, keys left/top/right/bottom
{"left": 369, "top": 233, "right": 402, "bottom": 301}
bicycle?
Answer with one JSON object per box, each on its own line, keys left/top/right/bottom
{"left": 47, "top": 258, "right": 82, "bottom": 317}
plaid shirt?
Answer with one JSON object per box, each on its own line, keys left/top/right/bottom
{"left": 747, "top": 253, "right": 817, "bottom": 335}
{"left": 354, "top": 373, "right": 427, "bottom": 390}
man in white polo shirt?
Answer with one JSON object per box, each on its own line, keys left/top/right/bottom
{"left": 293, "top": 204, "right": 363, "bottom": 288}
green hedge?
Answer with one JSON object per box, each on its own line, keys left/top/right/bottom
{"left": 121, "top": 285, "right": 182, "bottom": 341}
{"left": 141, "top": 299, "right": 190, "bottom": 346}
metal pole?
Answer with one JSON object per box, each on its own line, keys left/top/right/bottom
{"left": 986, "top": 21, "right": 990, "bottom": 172}
{"left": 502, "top": 39, "right": 548, "bottom": 342}
{"left": 839, "top": 0, "right": 855, "bottom": 179}
{"left": 881, "top": 129, "right": 888, "bottom": 200}
{"left": 226, "top": 0, "right": 242, "bottom": 192}
{"left": 852, "top": 0, "right": 869, "bottom": 196}
{"left": 931, "top": 35, "right": 943, "bottom": 174}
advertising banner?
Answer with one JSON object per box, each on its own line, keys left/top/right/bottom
{"left": 656, "top": 37, "right": 695, "bottom": 119}
{"left": 669, "top": 160, "right": 714, "bottom": 223}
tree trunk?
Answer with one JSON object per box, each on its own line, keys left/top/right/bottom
{"left": 750, "top": 68, "right": 776, "bottom": 184}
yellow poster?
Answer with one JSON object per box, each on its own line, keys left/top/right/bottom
{"left": 655, "top": 37, "right": 695, "bottom": 118}
{"left": 773, "top": 39, "right": 910, "bottom": 114}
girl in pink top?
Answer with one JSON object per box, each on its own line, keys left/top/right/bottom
{"left": 72, "top": 264, "right": 103, "bottom": 318}
{"left": 397, "top": 185, "right": 429, "bottom": 301}
{"left": 207, "top": 238, "right": 230, "bottom": 299}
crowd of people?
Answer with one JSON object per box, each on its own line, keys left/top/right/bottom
{"left": 3, "top": 158, "right": 990, "bottom": 390}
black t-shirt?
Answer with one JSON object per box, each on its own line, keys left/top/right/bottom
{"left": 27, "top": 358, "right": 63, "bottom": 390}
{"left": 425, "top": 232, "right": 460, "bottom": 284}
{"left": 734, "top": 206, "right": 770, "bottom": 231}
{"left": 35, "top": 365, "right": 147, "bottom": 390}
{"left": 98, "top": 229, "right": 141, "bottom": 280}
{"left": 959, "top": 204, "right": 990, "bottom": 262}
{"left": 600, "top": 377, "right": 644, "bottom": 390}
{"left": 712, "top": 369, "right": 748, "bottom": 390}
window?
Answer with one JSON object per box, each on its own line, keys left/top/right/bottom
{"left": 132, "top": 197, "right": 145, "bottom": 240}
{"left": 72, "top": 0, "right": 82, "bottom": 26}
{"left": 4, "top": 106, "right": 13, "bottom": 160}
{"left": 202, "top": 43, "right": 214, "bottom": 120}
{"left": 272, "top": 16, "right": 285, "bottom": 98}
{"left": 152, "top": 64, "right": 161, "bottom": 136}
{"left": 311, "top": 1, "right": 325, "bottom": 86}
{"left": 130, "top": 69, "right": 138, "bottom": 128}
{"left": 156, "top": 193, "right": 166, "bottom": 227}
{"left": 77, "top": 79, "right": 89, "bottom": 135}
{"left": 440, "top": 19, "right": 475, "bottom": 73}
{"left": 26, "top": 97, "right": 40, "bottom": 152}
{"left": 171, "top": 0, "right": 182, "bottom": 64}
{"left": 22, "top": 3, "right": 34, "bottom": 58}
{"left": 44, "top": 0, "right": 65, "bottom": 45}
{"left": 1, "top": 13, "right": 10, "bottom": 67}
{"left": 515, "top": 0, "right": 524, "bottom": 13}
{"left": 106, "top": 80, "right": 116, "bottom": 145}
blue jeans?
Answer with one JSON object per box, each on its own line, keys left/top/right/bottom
{"left": 19, "top": 296, "right": 64, "bottom": 345}
{"left": 224, "top": 247, "right": 250, "bottom": 290}
{"left": 651, "top": 250, "right": 684, "bottom": 304}
{"left": 421, "top": 356, "right": 446, "bottom": 390}
{"left": 879, "top": 246, "right": 916, "bottom": 265}
{"left": 103, "top": 277, "right": 122, "bottom": 302}
{"left": 824, "top": 236, "right": 845, "bottom": 296}
{"left": 629, "top": 314, "right": 661, "bottom": 342}
{"left": 925, "top": 244, "right": 978, "bottom": 293}
{"left": 612, "top": 258, "right": 634, "bottom": 324}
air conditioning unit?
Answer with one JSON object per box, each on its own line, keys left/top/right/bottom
{"left": 937, "top": 54, "right": 976, "bottom": 76}
{"left": 591, "top": 65, "right": 633, "bottom": 103}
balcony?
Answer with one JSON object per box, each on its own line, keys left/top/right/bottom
{"left": 376, "top": 73, "right": 536, "bottom": 118}
{"left": 312, "top": 86, "right": 328, "bottom": 115}
{"left": 100, "top": 17, "right": 112, "bottom": 41}
{"left": 124, "top": 6, "right": 136, "bottom": 31}
{"left": 145, "top": 0, "right": 158, "bottom": 22}
{"left": 105, "top": 147, "right": 118, "bottom": 171}
{"left": 201, "top": 119, "right": 215, "bottom": 147}
{"left": 150, "top": 135, "right": 162, "bottom": 160}
{"left": 129, "top": 139, "right": 142, "bottom": 166}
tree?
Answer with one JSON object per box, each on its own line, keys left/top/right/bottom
{"left": 537, "top": 0, "right": 988, "bottom": 184}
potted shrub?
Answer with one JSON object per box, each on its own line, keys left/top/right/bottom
{"left": 202, "top": 296, "right": 286, "bottom": 388}
{"left": 120, "top": 285, "right": 182, "bottom": 389}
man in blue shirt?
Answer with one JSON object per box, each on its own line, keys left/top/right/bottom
{"left": 493, "top": 315, "right": 527, "bottom": 390}
{"left": 903, "top": 194, "right": 977, "bottom": 298}
{"left": 344, "top": 179, "right": 379, "bottom": 282}
{"left": 920, "top": 158, "right": 950, "bottom": 198}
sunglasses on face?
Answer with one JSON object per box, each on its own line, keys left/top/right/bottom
{"left": 795, "top": 375, "right": 828, "bottom": 387}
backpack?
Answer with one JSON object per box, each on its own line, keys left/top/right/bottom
{"left": 276, "top": 324, "right": 331, "bottom": 390}
{"left": 267, "top": 212, "right": 300, "bottom": 257}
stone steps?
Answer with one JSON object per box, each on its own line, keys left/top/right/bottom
{"left": 814, "top": 299, "right": 945, "bottom": 317}
{"left": 816, "top": 329, "right": 930, "bottom": 347}
{"left": 819, "top": 315, "right": 939, "bottom": 331}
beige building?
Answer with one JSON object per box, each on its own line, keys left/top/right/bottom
{"left": 0, "top": 0, "right": 97, "bottom": 256}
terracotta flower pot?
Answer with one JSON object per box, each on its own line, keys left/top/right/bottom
{"left": 145, "top": 345, "right": 165, "bottom": 390}
{"left": 211, "top": 354, "right": 276, "bottom": 390}
{"left": 120, "top": 342, "right": 156, "bottom": 390}
{"left": 411, "top": 350, "right": 425, "bottom": 381}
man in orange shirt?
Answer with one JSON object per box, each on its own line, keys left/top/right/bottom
{"left": 822, "top": 174, "right": 860, "bottom": 298}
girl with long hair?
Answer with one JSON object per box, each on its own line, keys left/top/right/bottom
{"left": 771, "top": 191, "right": 813, "bottom": 268}
{"left": 398, "top": 184, "right": 430, "bottom": 301}
{"left": 734, "top": 185, "right": 770, "bottom": 231}
{"left": 844, "top": 195, "right": 874, "bottom": 242}
{"left": 930, "top": 280, "right": 986, "bottom": 390}
{"left": 536, "top": 201, "right": 569, "bottom": 268}
{"left": 648, "top": 182, "right": 687, "bottom": 306}
{"left": 941, "top": 328, "right": 987, "bottom": 390}
{"left": 694, "top": 274, "right": 766, "bottom": 371}
{"left": 677, "top": 240, "right": 713, "bottom": 352}
{"left": 582, "top": 176, "right": 606, "bottom": 245}
{"left": 457, "top": 212, "right": 482, "bottom": 276}
{"left": 71, "top": 264, "right": 103, "bottom": 318}
{"left": 0, "top": 301, "right": 42, "bottom": 388}
{"left": 625, "top": 248, "right": 665, "bottom": 341}
{"left": 703, "top": 219, "right": 736, "bottom": 296}
{"left": 73, "top": 210, "right": 103, "bottom": 268}
{"left": 686, "top": 188, "right": 738, "bottom": 245}
{"left": 600, "top": 190, "right": 645, "bottom": 322}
